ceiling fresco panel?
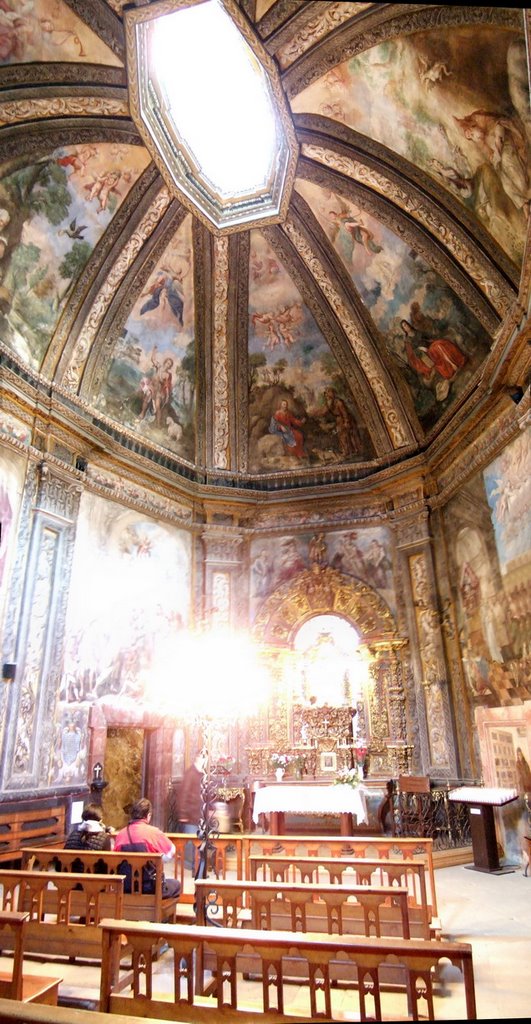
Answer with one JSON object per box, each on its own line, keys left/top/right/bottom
{"left": 247, "top": 228, "right": 375, "bottom": 473}
{"left": 291, "top": 22, "right": 530, "bottom": 266}
{"left": 91, "top": 214, "right": 196, "bottom": 462}
{"left": 296, "top": 177, "right": 493, "bottom": 432}
{"left": 0, "top": 0, "right": 122, "bottom": 66}
{"left": 0, "top": 142, "right": 149, "bottom": 369}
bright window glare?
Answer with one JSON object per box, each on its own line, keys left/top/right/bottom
{"left": 151, "top": 0, "right": 278, "bottom": 197}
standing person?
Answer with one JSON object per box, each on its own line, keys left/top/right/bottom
{"left": 114, "top": 797, "right": 181, "bottom": 898}
{"left": 179, "top": 750, "right": 206, "bottom": 871}
{"left": 65, "top": 802, "right": 113, "bottom": 851}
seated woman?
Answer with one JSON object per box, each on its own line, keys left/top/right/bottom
{"left": 64, "top": 802, "right": 113, "bottom": 850}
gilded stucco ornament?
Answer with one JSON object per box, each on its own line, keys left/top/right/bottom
{"left": 253, "top": 562, "right": 396, "bottom": 647}
{"left": 212, "top": 235, "right": 230, "bottom": 469}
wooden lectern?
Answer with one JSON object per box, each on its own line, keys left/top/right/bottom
{"left": 448, "top": 786, "right": 518, "bottom": 874}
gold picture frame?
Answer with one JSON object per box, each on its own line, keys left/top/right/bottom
{"left": 320, "top": 751, "right": 337, "bottom": 774}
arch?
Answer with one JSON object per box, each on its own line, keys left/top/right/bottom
{"left": 252, "top": 562, "right": 398, "bottom": 646}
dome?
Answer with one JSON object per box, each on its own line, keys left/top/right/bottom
{"left": 0, "top": 1, "right": 529, "bottom": 497}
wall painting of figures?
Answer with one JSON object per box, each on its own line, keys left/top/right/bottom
{"left": 297, "top": 179, "right": 492, "bottom": 432}
{"left": 446, "top": 429, "right": 531, "bottom": 709}
{"left": 0, "top": 0, "right": 122, "bottom": 65}
{"left": 94, "top": 216, "right": 195, "bottom": 460}
{"left": 60, "top": 491, "right": 192, "bottom": 709}
{"left": 248, "top": 230, "right": 374, "bottom": 471}
{"left": 0, "top": 144, "right": 150, "bottom": 368}
{"left": 0, "top": 442, "right": 28, "bottom": 637}
{"left": 250, "top": 525, "right": 395, "bottom": 623}
{"left": 292, "top": 23, "right": 530, "bottom": 265}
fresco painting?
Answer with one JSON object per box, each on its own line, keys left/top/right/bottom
{"left": 448, "top": 430, "right": 531, "bottom": 709}
{"left": 94, "top": 216, "right": 195, "bottom": 460}
{"left": 248, "top": 231, "right": 373, "bottom": 471}
{"left": 60, "top": 491, "right": 192, "bottom": 708}
{"left": 292, "top": 25, "right": 530, "bottom": 264}
{"left": 0, "top": 0, "right": 121, "bottom": 65}
{"left": 250, "top": 525, "right": 395, "bottom": 621}
{"left": 297, "top": 179, "right": 492, "bottom": 431}
{"left": 0, "top": 144, "right": 149, "bottom": 368}
{"left": 0, "top": 445, "right": 27, "bottom": 627}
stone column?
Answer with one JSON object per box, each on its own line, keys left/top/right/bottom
{"left": 0, "top": 459, "right": 82, "bottom": 793}
{"left": 200, "top": 527, "right": 245, "bottom": 628}
{"left": 394, "top": 506, "right": 458, "bottom": 778}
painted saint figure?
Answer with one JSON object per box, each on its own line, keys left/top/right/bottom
{"left": 401, "top": 319, "right": 466, "bottom": 401}
{"left": 269, "top": 399, "right": 306, "bottom": 458}
{"left": 321, "top": 387, "right": 362, "bottom": 458}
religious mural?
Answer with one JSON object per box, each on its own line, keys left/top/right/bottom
{"left": 0, "top": 442, "right": 28, "bottom": 635}
{"left": 0, "top": 0, "right": 121, "bottom": 65}
{"left": 248, "top": 230, "right": 374, "bottom": 471}
{"left": 0, "top": 144, "right": 150, "bottom": 368}
{"left": 296, "top": 178, "right": 492, "bottom": 431}
{"left": 59, "top": 491, "right": 192, "bottom": 709}
{"left": 447, "top": 429, "right": 531, "bottom": 709}
{"left": 292, "top": 23, "right": 530, "bottom": 265}
{"left": 250, "top": 524, "right": 395, "bottom": 622}
{"left": 93, "top": 216, "right": 195, "bottom": 460}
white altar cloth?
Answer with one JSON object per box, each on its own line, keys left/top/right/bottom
{"left": 253, "top": 784, "right": 368, "bottom": 825}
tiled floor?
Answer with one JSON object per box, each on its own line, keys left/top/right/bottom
{"left": 2, "top": 861, "right": 529, "bottom": 1019}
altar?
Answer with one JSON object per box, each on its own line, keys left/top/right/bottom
{"left": 252, "top": 783, "right": 368, "bottom": 836}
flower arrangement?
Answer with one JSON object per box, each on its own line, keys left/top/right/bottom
{"left": 270, "top": 753, "right": 291, "bottom": 770}
{"left": 334, "top": 766, "right": 362, "bottom": 788}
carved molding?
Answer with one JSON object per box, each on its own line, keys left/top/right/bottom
{"left": 212, "top": 235, "right": 231, "bottom": 470}
{"left": 253, "top": 562, "right": 397, "bottom": 646}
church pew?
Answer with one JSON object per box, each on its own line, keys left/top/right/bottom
{"left": 194, "top": 877, "right": 412, "bottom": 938}
{"left": 0, "top": 999, "right": 170, "bottom": 1024}
{"left": 167, "top": 833, "right": 244, "bottom": 905}
{"left": 20, "top": 849, "right": 178, "bottom": 924}
{"left": 98, "top": 918, "right": 477, "bottom": 1021}
{"left": 0, "top": 806, "right": 66, "bottom": 868}
{"left": 243, "top": 834, "right": 439, "bottom": 917}
{"left": 0, "top": 870, "right": 124, "bottom": 963}
{"left": 248, "top": 854, "right": 438, "bottom": 938}
{"left": 0, "top": 912, "right": 62, "bottom": 1007}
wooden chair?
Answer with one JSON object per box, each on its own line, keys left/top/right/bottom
{"left": 396, "top": 775, "right": 433, "bottom": 838}
{"left": 0, "top": 912, "right": 62, "bottom": 1007}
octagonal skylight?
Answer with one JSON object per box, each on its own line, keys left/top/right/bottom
{"left": 125, "top": 0, "right": 298, "bottom": 233}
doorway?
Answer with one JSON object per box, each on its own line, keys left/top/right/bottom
{"left": 101, "top": 726, "right": 144, "bottom": 829}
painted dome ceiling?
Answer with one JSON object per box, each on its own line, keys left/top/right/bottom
{"left": 0, "top": 1, "right": 529, "bottom": 495}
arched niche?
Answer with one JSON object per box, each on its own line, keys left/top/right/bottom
{"left": 251, "top": 563, "right": 411, "bottom": 778}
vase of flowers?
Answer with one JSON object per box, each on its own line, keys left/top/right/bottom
{"left": 354, "top": 744, "right": 368, "bottom": 779}
{"left": 334, "top": 765, "right": 362, "bottom": 788}
{"left": 270, "top": 753, "right": 290, "bottom": 781}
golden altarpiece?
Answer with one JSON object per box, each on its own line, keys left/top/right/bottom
{"left": 244, "top": 556, "right": 413, "bottom": 783}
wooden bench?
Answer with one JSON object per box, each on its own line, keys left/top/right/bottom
{"left": 249, "top": 854, "right": 438, "bottom": 939}
{"left": 0, "top": 912, "right": 61, "bottom": 1007}
{"left": 99, "top": 918, "right": 477, "bottom": 1021}
{"left": 0, "top": 999, "right": 169, "bottom": 1024}
{"left": 167, "top": 834, "right": 244, "bottom": 905}
{"left": 0, "top": 806, "right": 66, "bottom": 867}
{"left": 0, "top": 870, "right": 124, "bottom": 962}
{"left": 194, "top": 876, "right": 412, "bottom": 939}
{"left": 20, "top": 848, "right": 178, "bottom": 925}
{"left": 243, "top": 833, "right": 439, "bottom": 917}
